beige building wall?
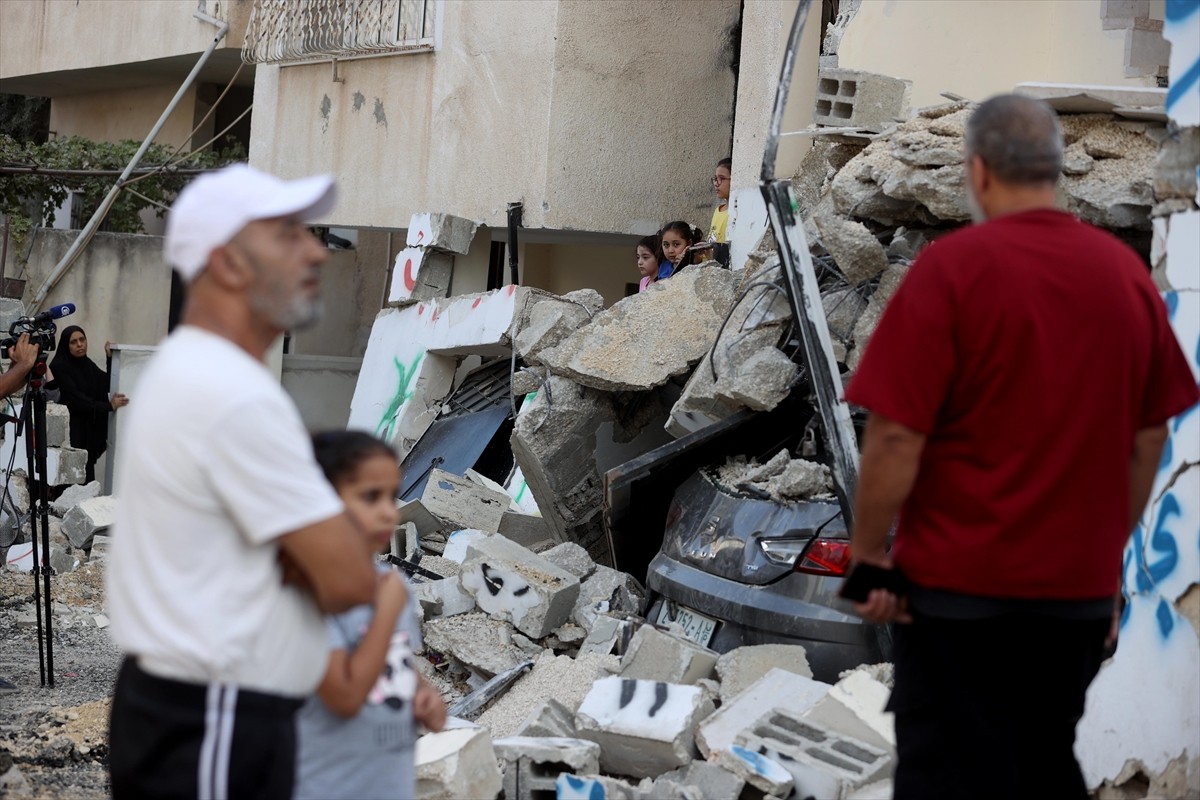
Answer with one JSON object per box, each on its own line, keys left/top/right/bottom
{"left": 249, "top": 0, "right": 739, "bottom": 236}
{"left": 837, "top": 0, "right": 1165, "bottom": 109}
{"left": 522, "top": 242, "right": 638, "bottom": 307}
{"left": 0, "top": 0, "right": 249, "bottom": 81}
{"left": 49, "top": 84, "right": 201, "bottom": 153}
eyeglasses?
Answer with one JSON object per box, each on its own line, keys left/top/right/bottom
{"left": 712, "top": 175, "right": 729, "bottom": 185}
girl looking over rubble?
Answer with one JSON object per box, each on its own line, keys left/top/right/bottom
{"left": 48, "top": 325, "right": 129, "bottom": 483}
{"left": 658, "top": 221, "right": 704, "bottom": 279}
{"left": 636, "top": 234, "right": 662, "bottom": 292}
{"left": 294, "top": 431, "right": 446, "bottom": 800}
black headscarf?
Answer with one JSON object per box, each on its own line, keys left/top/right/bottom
{"left": 49, "top": 325, "right": 111, "bottom": 414}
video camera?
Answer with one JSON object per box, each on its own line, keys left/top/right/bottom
{"left": 0, "top": 303, "right": 76, "bottom": 360}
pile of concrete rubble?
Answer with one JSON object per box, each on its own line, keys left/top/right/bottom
{"left": 402, "top": 514, "right": 896, "bottom": 800}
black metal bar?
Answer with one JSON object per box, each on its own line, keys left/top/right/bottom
{"left": 506, "top": 202, "right": 522, "bottom": 286}
{"left": 385, "top": 553, "right": 445, "bottom": 582}
{"left": 32, "top": 384, "right": 53, "bottom": 687}
{"left": 21, "top": 394, "right": 46, "bottom": 688}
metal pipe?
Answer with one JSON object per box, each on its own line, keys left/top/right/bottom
{"left": 506, "top": 202, "right": 522, "bottom": 286}
{"left": 29, "top": 9, "right": 230, "bottom": 313}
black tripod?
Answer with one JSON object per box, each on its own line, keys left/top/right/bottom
{"left": 18, "top": 350, "right": 55, "bottom": 688}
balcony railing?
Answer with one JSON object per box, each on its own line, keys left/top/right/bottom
{"left": 242, "top": 0, "right": 434, "bottom": 65}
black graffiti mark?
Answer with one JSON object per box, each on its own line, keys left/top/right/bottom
{"left": 481, "top": 563, "right": 503, "bottom": 597}
{"left": 513, "top": 585, "right": 530, "bottom": 597}
{"left": 619, "top": 679, "right": 636, "bottom": 709}
{"left": 648, "top": 682, "right": 668, "bottom": 717}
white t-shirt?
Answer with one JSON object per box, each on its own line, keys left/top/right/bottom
{"left": 106, "top": 326, "right": 344, "bottom": 696}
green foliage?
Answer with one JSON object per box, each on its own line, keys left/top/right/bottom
{"left": 0, "top": 94, "right": 51, "bottom": 143}
{"left": 0, "top": 133, "right": 245, "bottom": 258}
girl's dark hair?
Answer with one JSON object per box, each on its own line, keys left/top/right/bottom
{"left": 311, "top": 430, "right": 397, "bottom": 486}
{"left": 717, "top": 157, "right": 732, "bottom": 170}
{"left": 636, "top": 234, "right": 661, "bottom": 260}
{"left": 660, "top": 221, "right": 701, "bottom": 245}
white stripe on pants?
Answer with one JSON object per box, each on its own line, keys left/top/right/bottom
{"left": 198, "top": 683, "right": 239, "bottom": 800}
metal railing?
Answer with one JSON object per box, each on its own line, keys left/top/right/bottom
{"left": 242, "top": 0, "right": 434, "bottom": 65}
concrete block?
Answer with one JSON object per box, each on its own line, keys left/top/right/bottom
{"left": 496, "top": 511, "right": 554, "bottom": 550}
{"left": 719, "top": 347, "right": 798, "bottom": 412}
{"left": 515, "top": 697, "right": 578, "bottom": 738}
{"left": 847, "top": 779, "right": 894, "bottom": 799}
{"left": 713, "top": 745, "right": 794, "bottom": 798}
{"left": 802, "top": 669, "right": 895, "bottom": 753}
{"left": 575, "top": 676, "right": 715, "bottom": 779}
{"left": 61, "top": 496, "right": 116, "bottom": 549}
{"left": 540, "top": 541, "right": 597, "bottom": 580}
{"left": 573, "top": 565, "right": 644, "bottom": 630}
{"left": 494, "top": 737, "right": 599, "bottom": 800}
{"left": 88, "top": 534, "right": 112, "bottom": 562}
{"left": 48, "top": 544, "right": 78, "bottom": 574}
{"left": 443, "top": 529, "right": 487, "bottom": 563}
{"left": 557, "top": 774, "right": 636, "bottom": 800}
{"left": 539, "top": 266, "right": 739, "bottom": 392}
{"left": 415, "top": 726, "right": 502, "bottom": 800}
{"left": 412, "top": 577, "right": 477, "bottom": 619}
{"left": 814, "top": 69, "right": 912, "bottom": 133}
{"left": 696, "top": 668, "right": 832, "bottom": 759}
{"left": 44, "top": 403, "right": 71, "bottom": 449}
{"left": 50, "top": 480, "right": 102, "bottom": 516}
{"left": 407, "top": 212, "right": 478, "bottom": 255}
{"left": 632, "top": 776, "right": 704, "bottom": 800}
{"left": 578, "top": 615, "right": 630, "bottom": 657}
{"left": 477, "top": 650, "right": 618, "bottom": 739}
{"left": 47, "top": 446, "right": 88, "bottom": 487}
{"left": 735, "top": 709, "right": 892, "bottom": 792}
{"left": 657, "top": 761, "right": 745, "bottom": 800}
{"left": 460, "top": 534, "right": 581, "bottom": 639}
{"left": 814, "top": 212, "right": 888, "bottom": 285}
{"left": 716, "top": 644, "right": 814, "bottom": 703}
{"left": 619, "top": 625, "right": 718, "bottom": 685}
{"left": 514, "top": 295, "right": 596, "bottom": 366}
{"left": 389, "top": 247, "right": 454, "bottom": 305}
{"left": 422, "top": 469, "right": 512, "bottom": 533}
{"left": 422, "top": 612, "right": 528, "bottom": 678}
{"left": 0, "top": 299, "right": 24, "bottom": 334}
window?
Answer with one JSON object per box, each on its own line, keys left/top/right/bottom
{"left": 242, "top": 0, "right": 435, "bottom": 66}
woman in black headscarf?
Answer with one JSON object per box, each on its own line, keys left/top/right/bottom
{"left": 48, "top": 326, "right": 129, "bottom": 483}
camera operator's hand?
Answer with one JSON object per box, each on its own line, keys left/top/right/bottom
{"left": 10, "top": 334, "right": 38, "bottom": 371}
{"left": 105, "top": 340, "right": 115, "bottom": 359}
{"left": 110, "top": 392, "right": 129, "bottom": 410}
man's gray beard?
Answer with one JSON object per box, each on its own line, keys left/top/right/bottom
{"left": 967, "top": 190, "right": 988, "bottom": 225}
{"left": 250, "top": 292, "right": 322, "bottom": 332}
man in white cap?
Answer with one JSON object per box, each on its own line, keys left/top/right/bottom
{"left": 106, "top": 164, "right": 377, "bottom": 799}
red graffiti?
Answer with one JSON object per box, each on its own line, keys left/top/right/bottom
{"left": 471, "top": 297, "right": 482, "bottom": 309}
{"left": 417, "top": 303, "right": 425, "bottom": 315}
{"left": 403, "top": 258, "right": 416, "bottom": 291}
{"left": 416, "top": 230, "right": 425, "bottom": 245}
{"left": 431, "top": 307, "right": 441, "bottom": 322}
{"left": 506, "top": 284, "right": 516, "bottom": 296}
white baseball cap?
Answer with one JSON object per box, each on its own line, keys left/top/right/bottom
{"left": 164, "top": 163, "right": 338, "bottom": 281}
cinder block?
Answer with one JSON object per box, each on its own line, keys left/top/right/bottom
{"left": 813, "top": 68, "right": 912, "bottom": 133}
{"left": 575, "top": 676, "right": 714, "bottom": 779}
{"left": 61, "top": 496, "right": 116, "bottom": 549}
{"left": 618, "top": 625, "right": 718, "bottom": 685}
{"left": 493, "top": 736, "right": 599, "bottom": 800}
{"left": 515, "top": 697, "right": 578, "bottom": 738}
{"left": 696, "top": 668, "right": 831, "bottom": 758}
{"left": 44, "top": 403, "right": 71, "bottom": 449}
{"left": 460, "top": 534, "right": 581, "bottom": 639}
{"left": 406, "top": 212, "right": 478, "bottom": 255}
{"left": 713, "top": 745, "right": 794, "bottom": 797}
{"left": 422, "top": 469, "right": 512, "bottom": 534}
{"left": 802, "top": 668, "right": 895, "bottom": 753}
{"left": 735, "top": 709, "right": 892, "bottom": 794}
{"left": 415, "top": 726, "right": 502, "bottom": 800}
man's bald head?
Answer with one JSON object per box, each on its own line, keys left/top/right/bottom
{"left": 965, "top": 95, "right": 1063, "bottom": 186}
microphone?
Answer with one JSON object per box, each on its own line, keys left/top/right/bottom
{"left": 27, "top": 303, "right": 76, "bottom": 326}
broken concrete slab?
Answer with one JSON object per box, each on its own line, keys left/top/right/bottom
{"left": 719, "top": 347, "right": 798, "bottom": 412}
{"left": 618, "top": 625, "right": 718, "bottom": 685}
{"left": 514, "top": 293, "right": 600, "bottom": 366}
{"left": 422, "top": 469, "right": 512, "bottom": 533}
{"left": 540, "top": 541, "right": 598, "bottom": 581}
{"left": 713, "top": 453, "right": 835, "bottom": 502}
{"left": 716, "top": 644, "right": 814, "bottom": 703}
{"left": 44, "top": 403, "right": 71, "bottom": 449}
{"left": 389, "top": 247, "right": 454, "bottom": 305}
{"left": 494, "top": 737, "right": 600, "bottom": 800}
{"left": 477, "top": 650, "right": 619, "bottom": 739}
{"left": 460, "top": 534, "right": 580, "bottom": 639}
{"left": 713, "top": 745, "right": 795, "bottom": 798}
{"left": 49, "top": 480, "right": 102, "bottom": 516}
{"left": 814, "top": 212, "right": 889, "bottom": 285}
{"left": 412, "top": 577, "right": 477, "bottom": 619}
{"left": 87, "top": 534, "right": 111, "bottom": 562}
{"left": 414, "top": 726, "right": 502, "bottom": 800}
{"left": 848, "top": 262, "right": 909, "bottom": 370}
{"left": 407, "top": 212, "right": 479, "bottom": 255}
{"left": 657, "top": 761, "right": 745, "bottom": 800}
{"left": 802, "top": 668, "right": 896, "bottom": 753}
{"left": 61, "top": 496, "right": 115, "bottom": 550}
{"left": 514, "top": 697, "right": 578, "bottom": 739}
{"left": 539, "top": 265, "right": 739, "bottom": 392}
{"left": 496, "top": 511, "right": 554, "bottom": 550}
{"left": 573, "top": 565, "right": 644, "bottom": 630}
{"left": 696, "top": 668, "right": 832, "bottom": 759}
{"left": 578, "top": 614, "right": 632, "bottom": 657}
{"left": 422, "top": 612, "right": 528, "bottom": 678}
{"left": 575, "top": 676, "right": 715, "bottom": 779}
{"left": 814, "top": 69, "right": 913, "bottom": 133}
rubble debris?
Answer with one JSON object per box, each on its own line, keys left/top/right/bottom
{"left": 539, "top": 265, "right": 739, "bottom": 392}
{"left": 407, "top": 211, "right": 479, "bottom": 256}
{"left": 657, "top": 760, "right": 745, "bottom": 800}
{"left": 578, "top": 614, "right": 633, "bottom": 657}
{"left": 814, "top": 69, "right": 912, "bottom": 134}
{"left": 848, "top": 262, "right": 909, "bottom": 371}
{"left": 422, "top": 612, "right": 528, "bottom": 678}
{"left": 494, "top": 736, "right": 600, "bottom": 800}
{"left": 446, "top": 659, "right": 534, "bottom": 719}
{"left": 804, "top": 667, "right": 896, "bottom": 753}
{"left": 422, "top": 469, "right": 512, "bottom": 533}
{"left": 572, "top": 565, "right": 644, "bottom": 630}
{"left": 575, "top": 676, "right": 715, "bottom": 779}
{"left": 1153, "top": 126, "right": 1200, "bottom": 210}
{"left": 696, "top": 668, "right": 832, "bottom": 758}
{"left": 713, "top": 452, "right": 834, "bottom": 501}
{"left": 411, "top": 577, "right": 476, "bottom": 620}
{"left": 414, "top": 726, "right": 502, "bottom": 800}
{"left": 618, "top": 625, "right": 718, "bottom": 685}
{"left": 61, "top": 497, "right": 116, "bottom": 550}
{"left": 813, "top": 212, "right": 889, "bottom": 285}
{"left": 721, "top": 347, "right": 798, "bottom": 412}
{"left": 44, "top": 403, "right": 71, "bottom": 448}
{"left": 49, "top": 481, "right": 102, "bottom": 516}
{"left": 713, "top": 745, "right": 794, "bottom": 797}
{"left": 477, "top": 650, "right": 618, "bottom": 739}
{"left": 557, "top": 773, "right": 637, "bottom": 800}
{"left": 87, "top": 534, "right": 111, "bottom": 563}
{"left": 515, "top": 697, "right": 578, "bottom": 738}
{"left": 496, "top": 511, "right": 554, "bottom": 550}
{"left": 460, "top": 534, "right": 581, "bottom": 639}
{"left": 541, "top": 541, "right": 598, "bottom": 580}
{"left": 715, "top": 644, "right": 814, "bottom": 703}
{"left": 515, "top": 290, "right": 604, "bottom": 366}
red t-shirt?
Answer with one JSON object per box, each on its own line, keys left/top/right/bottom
{"left": 846, "top": 209, "right": 1199, "bottom": 600}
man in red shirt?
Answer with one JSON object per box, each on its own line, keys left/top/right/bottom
{"left": 845, "top": 94, "right": 1199, "bottom": 800}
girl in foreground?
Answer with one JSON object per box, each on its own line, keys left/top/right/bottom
{"left": 294, "top": 431, "right": 446, "bottom": 800}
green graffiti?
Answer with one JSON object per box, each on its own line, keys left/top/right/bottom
{"left": 375, "top": 352, "right": 425, "bottom": 441}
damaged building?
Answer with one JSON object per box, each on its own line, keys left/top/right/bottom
{"left": 1, "top": 0, "right": 1198, "bottom": 798}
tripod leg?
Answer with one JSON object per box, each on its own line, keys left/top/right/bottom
{"left": 21, "top": 400, "right": 46, "bottom": 688}
{"left": 33, "top": 394, "right": 53, "bottom": 688}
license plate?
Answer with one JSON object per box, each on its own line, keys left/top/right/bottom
{"left": 657, "top": 602, "right": 718, "bottom": 647}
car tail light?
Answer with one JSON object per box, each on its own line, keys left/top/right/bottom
{"left": 758, "top": 536, "right": 814, "bottom": 567}
{"left": 794, "top": 538, "right": 851, "bottom": 576}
